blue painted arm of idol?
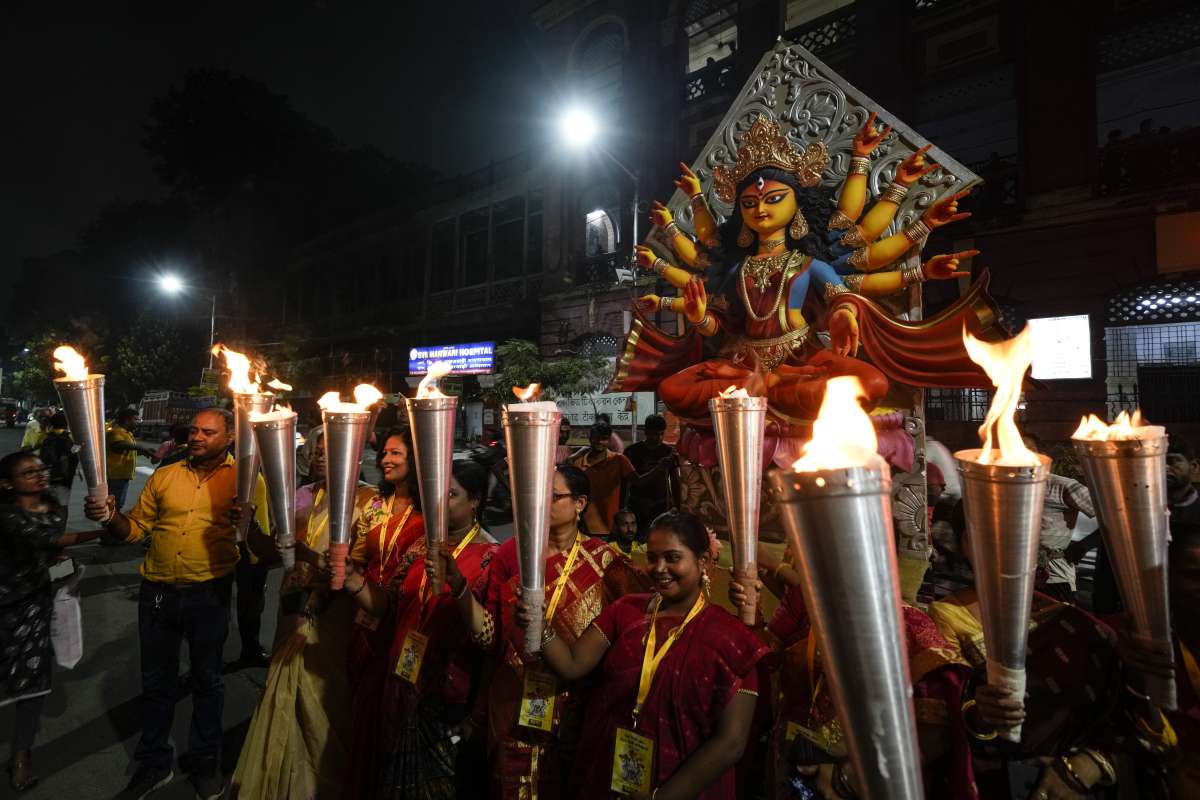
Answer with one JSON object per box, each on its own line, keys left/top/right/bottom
{"left": 797, "top": 259, "right": 849, "bottom": 305}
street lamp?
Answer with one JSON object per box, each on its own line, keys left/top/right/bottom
{"left": 158, "top": 273, "right": 218, "bottom": 368}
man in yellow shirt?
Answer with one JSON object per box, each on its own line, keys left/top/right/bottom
{"left": 106, "top": 407, "right": 154, "bottom": 510}
{"left": 85, "top": 408, "right": 268, "bottom": 800}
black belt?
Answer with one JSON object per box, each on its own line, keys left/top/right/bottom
{"left": 143, "top": 574, "right": 233, "bottom": 593}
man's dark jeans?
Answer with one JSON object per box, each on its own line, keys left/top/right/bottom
{"left": 235, "top": 543, "right": 269, "bottom": 654}
{"left": 135, "top": 575, "right": 232, "bottom": 770}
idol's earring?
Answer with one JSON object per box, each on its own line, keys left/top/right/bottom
{"left": 789, "top": 209, "right": 809, "bottom": 239}
{"left": 701, "top": 568, "right": 712, "bottom": 599}
{"left": 737, "top": 223, "right": 754, "bottom": 248}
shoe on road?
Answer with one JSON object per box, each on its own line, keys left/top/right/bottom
{"left": 115, "top": 765, "right": 173, "bottom": 799}
{"left": 190, "top": 767, "right": 226, "bottom": 800}
{"left": 238, "top": 646, "right": 271, "bottom": 668}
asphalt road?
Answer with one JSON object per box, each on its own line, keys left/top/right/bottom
{"left": 0, "top": 426, "right": 282, "bottom": 799}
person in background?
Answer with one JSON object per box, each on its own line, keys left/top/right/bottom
{"left": 609, "top": 508, "right": 645, "bottom": 563}
{"left": 106, "top": 408, "right": 154, "bottom": 512}
{"left": 1022, "top": 435, "right": 1097, "bottom": 604}
{"left": 594, "top": 413, "right": 625, "bottom": 454}
{"left": 20, "top": 408, "right": 47, "bottom": 451}
{"left": 570, "top": 421, "right": 635, "bottom": 536}
{"left": 84, "top": 408, "right": 269, "bottom": 800}
{"left": 152, "top": 424, "right": 190, "bottom": 470}
{"left": 0, "top": 452, "right": 103, "bottom": 791}
{"left": 622, "top": 414, "right": 681, "bottom": 537}
{"left": 555, "top": 419, "right": 576, "bottom": 464}
{"left": 38, "top": 412, "right": 77, "bottom": 513}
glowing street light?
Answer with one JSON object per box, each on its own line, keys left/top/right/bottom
{"left": 559, "top": 106, "right": 600, "bottom": 150}
{"left": 157, "top": 273, "right": 218, "bottom": 368}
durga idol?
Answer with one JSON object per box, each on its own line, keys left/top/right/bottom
{"left": 614, "top": 114, "right": 999, "bottom": 429}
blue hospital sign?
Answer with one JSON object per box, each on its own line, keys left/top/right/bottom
{"left": 408, "top": 342, "right": 495, "bottom": 375}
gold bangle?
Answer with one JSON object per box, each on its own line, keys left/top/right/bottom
{"left": 848, "top": 156, "right": 870, "bottom": 177}
{"left": 1057, "top": 755, "right": 1091, "bottom": 794}
{"left": 772, "top": 561, "right": 788, "bottom": 579}
{"left": 665, "top": 221, "right": 684, "bottom": 239}
{"left": 1081, "top": 749, "right": 1117, "bottom": 787}
{"left": 900, "top": 263, "right": 925, "bottom": 287}
{"left": 840, "top": 226, "right": 867, "bottom": 248}
{"left": 697, "top": 313, "right": 717, "bottom": 335}
{"left": 842, "top": 273, "right": 865, "bottom": 292}
{"left": 651, "top": 257, "right": 668, "bottom": 277}
{"left": 848, "top": 247, "right": 870, "bottom": 270}
{"left": 960, "top": 699, "right": 999, "bottom": 741}
{"left": 827, "top": 210, "right": 855, "bottom": 232}
{"left": 881, "top": 183, "right": 908, "bottom": 204}
{"left": 662, "top": 297, "right": 679, "bottom": 313}
{"left": 903, "top": 219, "right": 931, "bottom": 244}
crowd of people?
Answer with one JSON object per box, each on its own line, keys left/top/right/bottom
{"left": 2, "top": 405, "right": 1199, "bottom": 799}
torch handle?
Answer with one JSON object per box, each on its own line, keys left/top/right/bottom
{"left": 88, "top": 482, "right": 110, "bottom": 500}
{"left": 522, "top": 586, "right": 546, "bottom": 656}
{"left": 1142, "top": 671, "right": 1178, "bottom": 712}
{"left": 431, "top": 556, "right": 446, "bottom": 593}
{"left": 329, "top": 541, "right": 351, "bottom": 591}
{"left": 985, "top": 659, "right": 1026, "bottom": 743}
{"left": 279, "top": 546, "right": 295, "bottom": 571}
{"left": 734, "top": 566, "right": 759, "bottom": 626}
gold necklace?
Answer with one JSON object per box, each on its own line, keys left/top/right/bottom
{"left": 740, "top": 251, "right": 798, "bottom": 322}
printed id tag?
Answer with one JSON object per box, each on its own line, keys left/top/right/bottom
{"left": 517, "top": 667, "right": 557, "bottom": 731}
{"left": 394, "top": 630, "right": 429, "bottom": 684}
{"left": 610, "top": 726, "right": 653, "bottom": 797}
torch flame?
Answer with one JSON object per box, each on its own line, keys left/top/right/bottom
{"left": 792, "top": 377, "right": 882, "bottom": 471}
{"left": 267, "top": 378, "right": 292, "bottom": 391}
{"left": 211, "top": 344, "right": 261, "bottom": 394}
{"left": 512, "top": 383, "right": 541, "bottom": 402}
{"left": 718, "top": 385, "right": 751, "bottom": 399}
{"left": 318, "top": 390, "right": 374, "bottom": 414}
{"left": 353, "top": 383, "right": 383, "bottom": 407}
{"left": 52, "top": 346, "right": 89, "bottom": 380}
{"left": 417, "top": 361, "right": 453, "bottom": 399}
{"left": 248, "top": 403, "right": 296, "bottom": 423}
{"left": 1072, "top": 409, "right": 1161, "bottom": 441}
{"left": 963, "top": 326, "right": 1039, "bottom": 466}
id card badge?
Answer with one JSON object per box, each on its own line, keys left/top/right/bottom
{"left": 610, "top": 726, "right": 654, "bottom": 797}
{"left": 394, "top": 630, "right": 429, "bottom": 684}
{"left": 785, "top": 720, "right": 803, "bottom": 744}
{"left": 517, "top": 667, "right": 557, "bottom": 731}
{"left": 354, "top": 608, "right": 380, "bottom": 631}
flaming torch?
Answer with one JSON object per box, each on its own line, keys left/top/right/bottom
{"left": 954, "top": 326, "right": 1049, "bottom": 742}
{"left": 212, "top": 345, "right": 275, "bottom": 541}
{"left": 52, "top": 346, "right": 108, "bottom": 501}
{"left": 1073, "top": 410, "right": 1175, "bottom": 708}
{"left": 504, "top": 382, "right": 561, "bottom": 654}
{"left": 709, "top": 386, "right": 767, "bottom": 625}
{"left": 250, "top": 405, "right": 298, "bottom": 569}
{"left": 319, "top": 388, "right": 377, "bottom": 589}
{"left": 768, "top": 377, "right": 923, "bottom": 798}
{"left": 405, "top": 363, "right": 458, "bottom": 590}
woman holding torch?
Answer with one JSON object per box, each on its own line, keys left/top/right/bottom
{"left": 520, "top": 509, "right": 767, "bottom": 800}
{"left": 232, "top": 428, "right": 380, "bottom": 800}
{"left": 729, "top": 576, "right": 975, "bottom": 799}
{"left": 441, "top": 464, "right": 646, "bottom": 799}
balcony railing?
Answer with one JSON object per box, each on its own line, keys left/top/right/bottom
{"left": 786, "top": 3, "right": 857, "bottom": 60}
{"left": 573, "top": 252, "right": 634, "bottom": 288}
{"left": 1096, "top": 125, "right": 1200, "bottom": 196}
{"left": 685, "top": 55, "right": 736, "bottom": 104}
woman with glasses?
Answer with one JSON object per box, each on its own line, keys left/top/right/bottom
{"left": 0, "top": 452, "right": 103, "bottom": 791}
{"left": 440, "top": 463, "right": 647, "bottom": 799}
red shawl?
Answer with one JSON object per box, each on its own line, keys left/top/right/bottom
{"left": 576, "top": 593, "right": 769, "bottom": 800}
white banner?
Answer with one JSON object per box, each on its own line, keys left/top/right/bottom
{"left": 555, "top": 392, "right": 656, "bottom": 427}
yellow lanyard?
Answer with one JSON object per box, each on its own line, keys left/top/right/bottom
{"left": 544, "top": 533, "right": 583, "bottom": 625}
{"left": 806, "top": 631, "right": 824, "bottom": 712}
{"left": 633, "top": 592, "right": 706, "bottom": 721}
{"left": 417, "top": 522, "right": 481, "bottom": 604}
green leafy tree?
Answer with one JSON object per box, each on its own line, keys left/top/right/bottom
{"left": 488, "top": 339, "right": 611, "bottom": 403}
{"left": 109, "top": 318, "right": 192, "bottom": 407}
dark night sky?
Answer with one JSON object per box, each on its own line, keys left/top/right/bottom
{"left": 1, "top": 0, "right": 551, "bottom": 299}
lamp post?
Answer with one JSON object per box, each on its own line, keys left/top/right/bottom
{"left": 558, "top": 106, "right": 643, "bottom": 443}
{"left": 159, "top": 274, "right": 218, "bottom": 368}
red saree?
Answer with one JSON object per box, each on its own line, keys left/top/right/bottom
{"left": 477, "top": 536, "right": 647, "bottom": 800}
{"left": 575, "top": 593, "right": 769, "bottom": 799}
{"left": 767, "top": 584, "right": 975, "bottom": 800}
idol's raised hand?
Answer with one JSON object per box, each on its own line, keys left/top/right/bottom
{"left": 674, "top": 162, "right": 702, "bottom": 198}
{"left": 650, "top": 200, "right": 673, "bottom": 229}
{"left": 682, "top": 277, "right": 708, "bottom": 325}
{"left": 637, "top": 294, "right": 663, "bottom": 314}
{"left": 922, "top": 188, "right": 973, "bottom": 228}
{"left": 922, "top": 249, "right": 978, "bottom": 281}
{"left": 853, "top": 111, "right": 892, "bottom": 157}
{"left": 894, "top": 144, "right": 938, "bottom": 186}
{"left": 828, "top": 306, "right": 860, "bottom": 358}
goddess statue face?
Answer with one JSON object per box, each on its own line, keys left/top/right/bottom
{"left": 738, "top": 177, "right": 797, "bottom": 239}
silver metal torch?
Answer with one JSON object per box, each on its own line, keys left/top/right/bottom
{"left": 405, "top": 395, "right": 458, "bottom": 590}
{"left": 323, "top": 407, "right": 370, "bottom": 590}
{"left": 709, "top": 393, "right": 767, "bottom": 625}
{"left": 54, "top": 374, "right": 108, "bottom": 500}
{"left": 251, "top": 409, "right": 297, "bottom": 570}
{"left": 1073, "top": 432, "right": 1175, "bottom": 708}
{"left": 233, "top": 391, "right": 274, "bottom": 541}
{"left": 770, "top": 464, "right": 924, "bottom": 799}
{"left": 954, "top": 451, "right": 1050, "bottom": 742}
{"left": 503, "top": 401, "right": 561, "bottom": 655}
